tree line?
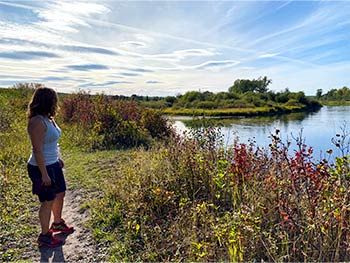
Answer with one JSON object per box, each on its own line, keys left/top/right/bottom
{"left": 316, "top": 86, "right": 350, "bottom": 101}
{"left": 7, "top": 78, "right": 349, "bottom": 110}
{"left": 136, "top": 76, "right": 321, "bottom": 111}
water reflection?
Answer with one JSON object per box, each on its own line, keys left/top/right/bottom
{"left": 170, "top": 106, "right": 350, "bottom": 159}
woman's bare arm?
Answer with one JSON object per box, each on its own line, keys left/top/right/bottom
{"left": 28, "top": 117, "right": 51, "bottom": 186}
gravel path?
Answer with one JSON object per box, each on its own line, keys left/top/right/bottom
{"left": 32, "top": 189, "right": 102, "bottom": 262}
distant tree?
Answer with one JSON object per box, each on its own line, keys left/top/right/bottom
{"left": 275, "top": 88, "right": 290, "bottom": 103}
{"left": 165, "top": 96, "right": 177, "bottom": 106}
{"left": 202, "top": 91, "right": 215, "bottom": 101}
{"left": 322, "top": 86, "right": 350, "bottom": 101}
{"left": 255, "top": 76, "right": 272, "bottom": 93}
{"left": 338, "top": 86, "right": 350, "bottom": 100}
{"left": 180, "top": 91, "right": 202, "bottom": 103}
{"left": 316, "top": 89, "right": 322, "bottom": 99}
{"left": 229, "top": 79, "right": 254, "bottom": 93}
{"left": 289, "top": 91, "right": 307, "bottom": 104}
{"left": 229, "top": 76, "right": 272, "bottom": 94}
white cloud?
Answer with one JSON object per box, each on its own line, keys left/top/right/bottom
{"left": 258, "top": 53, "right": 280, "bottom": 59}
{"left": 35, "top": 1, "right": 110, "bottom": 32}
{"left": 119, "top": 41, "right": 147, "bottom": 49}
{"left": 140, "top": 48, "right": 218, "bottom": 62}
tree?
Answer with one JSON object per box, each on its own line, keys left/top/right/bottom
{"left": 179, "top": 91, "right": 202, "bottom": 103}
{"left": 229, "top": 76, "right": 272, "bottom": 94}
{"left": 316, "top": 89, "right": 322, "bottom": 99}
{"left": 255, "top": 76, "right": 272, "bottom": 93}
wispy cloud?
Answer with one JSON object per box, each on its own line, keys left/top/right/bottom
{"left": 40, "top": 76, "right": 79, "bottom": 82}
{"left": 78, "top": 81, "right": 133, "bottom": 88}
{"left": 0, "top": 1, "right": 37, "bottom": 11}
{"left": 0, "top": 37, "right": 120, "bottom": 56}
{"left": 193, "top": 60, "right": 240, "bottom": 70}
{"left": 258, "top": 53, "right": 280, "bottom": 59}
{"left": 146, "top": 80, "right": 162, "bottom": 84}
{"left": 120, "top": 72, "right": 141, "bottom": 77}
{"left": 35, "top": 1, "right": 109, "bottom": 32}
{"left": 66, "top": 64, "right": 109, "bottom": 71}
{"left": 121, "top": 67, "right": 154, "bottom": 73}
{"left": 132, "top": 48, "right": 218, "bottom": 63}
{"left": 61, "top": 45, "right": 119, "bottom": 56}
{"left": 0, "top": 50, "right": 60, "bottom": 60}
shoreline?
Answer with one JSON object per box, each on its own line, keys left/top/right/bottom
{"left": 162, "top": 104, "right": 322, "bottom": 117}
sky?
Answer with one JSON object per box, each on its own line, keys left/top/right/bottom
{"left": 0, "top": 0, "right": 349, "bottom": 96}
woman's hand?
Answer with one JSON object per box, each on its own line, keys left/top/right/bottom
{"left": 59, "top": 158, "right": 65, "bottom": 168}
{"left": 42, "top": 174, "right": 52, "bottom": 186}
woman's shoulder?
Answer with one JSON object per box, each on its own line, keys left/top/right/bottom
{"left": 29, "top": 115, "right": 45, "bottom": 122}
{"left": 28, "top": 115, "right": 47, "bottom": 131}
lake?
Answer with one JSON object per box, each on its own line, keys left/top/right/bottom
{"left": 170, "top": 106, "right": 350, "bottom": 160}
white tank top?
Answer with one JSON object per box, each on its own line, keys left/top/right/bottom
{"left": 28, "top": 115, "right": 62, "bottom": 166}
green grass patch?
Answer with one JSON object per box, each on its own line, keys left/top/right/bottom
{"left": 163, "top": 105, "right": 307, "bottom": 117}
{"left": 320, "top": 100, "right": 350, "bottom": 106}
{"left": 0, "top": 93, "right": 38, "bottom": 261}
{"left": 61, "top": 147, "right": 133, "bottom": 196}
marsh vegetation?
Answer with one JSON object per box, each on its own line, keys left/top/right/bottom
{"left": 1, "top": 84, "right": 350, "bottom": 261}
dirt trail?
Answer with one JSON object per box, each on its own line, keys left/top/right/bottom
{"left": 32, "top": 189, "right": 102, "bottom": 262}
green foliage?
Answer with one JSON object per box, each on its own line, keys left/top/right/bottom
{"left": 163, "top": 105, "right": 312, "bottom": 117}
{"left": 60, "top": 92, "right": 172, "bottom": 150}
{"left": 321, "top": 86, "right": 350, "bottom": 102}
{"left": 194, "top": 101, "right": 218, "bottom": 109}
{"left": 0, "top": 87, "right": 38, "bottom": 261}
{"left": 316, "top": 88, "right": 323, "bottom": 99}
{"left": 179, "top": 91, "right": 203, "bottom": 103}
{"left": 83, "top": 127, "right": 350, "bottom": 261}
{"left": 158, "top": 77, "right": 320, "bottom": 114}
{"left": 229, "top": 76, "right": 272, "bottom": 94}
{"left": 78, "top": 77, "right": 322, "bottom": 116}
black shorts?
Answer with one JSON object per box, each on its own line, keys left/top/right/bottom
{"left": 27, "top": 161, "right": 67, "bottom": 202}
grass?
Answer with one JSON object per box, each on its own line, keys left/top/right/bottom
{"left": 73, "top": 130, "right": 350, "bottom": 262}
{"left": 163, "top": 105, "right": 308, "bottom": 117}
{"left": 0, "top": 95, "right": 38, "bottom": 261}
{"left": 320, "top": 100, "right": 350, "bottom": 106}
{"left": 60, "top": 145, "right": 133, "bottom": 197}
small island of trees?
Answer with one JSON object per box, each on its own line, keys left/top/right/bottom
{"left": 316, "top": 86, "right": 350, "bottom": 105}
{"left": 135, "top": 76, "right": 322, "bottom": 117}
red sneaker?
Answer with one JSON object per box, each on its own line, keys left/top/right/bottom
{"left": 37, "top": 231, "right": 63, "bottom": 247}
{"left": 50, "top": 219, "right": 74, "bottom": 233}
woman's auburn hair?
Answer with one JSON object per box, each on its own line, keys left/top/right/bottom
{"left": 27, "top": 86, "right": 58, "bottom": 119}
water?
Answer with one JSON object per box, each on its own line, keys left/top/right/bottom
{"left": 169, "top": 106, "right": 350, "bottom": 160}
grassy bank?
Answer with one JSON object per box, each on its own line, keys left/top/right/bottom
{"left": 0, "top": 89, "right": 38, "bottom": 261}
{"left": 320, "top": 100, "right": 350, "bottom": 106}
{"left": 163, "top": 105, "right": 314, "bottom": 117}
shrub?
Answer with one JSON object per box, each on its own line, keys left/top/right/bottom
{"left": 194, "top": 101, "right": 218, "bottom": 109}
{"left": 0, "top": 88, "right": 37, "bottom": 261}
{"left": 284, "top": 99, "right": 302, "bottom": 107}
{"left": 88, "top": 127, "right": 350, "bottom": 261}
{"left": 60, "top": 92, "right": 171, "bottom": 149}
{"left": 230, "top": 99, "right": 254, "bottom": 108}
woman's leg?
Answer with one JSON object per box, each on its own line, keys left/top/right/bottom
{"left": 52, "top": 192, "right": 65, "bottom": 223}
{"left": 50, "top": 191, "right": 74, "bottom": 233}
{"left": 39, "top": 200, "right": 54, "bottom": 234}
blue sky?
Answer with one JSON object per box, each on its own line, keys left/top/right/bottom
{"left": 0, "top": 0, "right": 349, "bottom": 96}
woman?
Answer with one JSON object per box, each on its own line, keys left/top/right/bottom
{"left": 27, "top": 86, "right": 74, "bottom": 247}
